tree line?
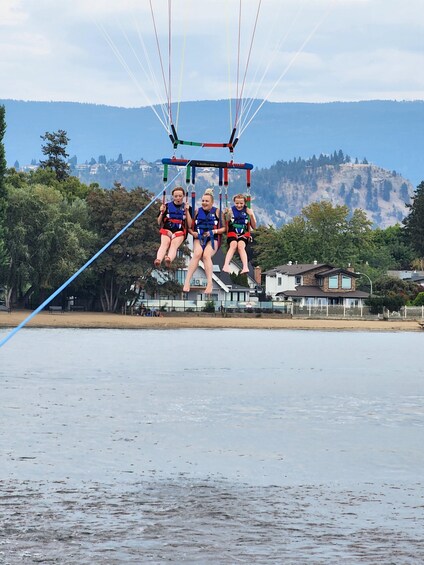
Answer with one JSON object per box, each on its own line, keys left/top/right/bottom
{"left": 1, "top": 114, "right": 424, "bottom": 312}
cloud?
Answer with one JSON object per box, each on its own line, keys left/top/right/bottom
{"left": 1, "top": 0, "right": 423, "bottom": 108}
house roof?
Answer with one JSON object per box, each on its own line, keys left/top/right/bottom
{"left": 277, "top": 286, "right": 369, "bottom": 299}
{"left": 264, "top": 263, "right": 332, "bottom": 276}
{"left": 211, "top": 249, "right": 250, "bottom": 290}
{"left": 317, "top": 268, "right": 360, "bottom": 278}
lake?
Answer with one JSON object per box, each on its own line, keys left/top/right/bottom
{"left": 1, "top": 328, "right": 423, "bottom": 563}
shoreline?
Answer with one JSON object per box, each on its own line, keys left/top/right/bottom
{"left": 0, "top": 311, "right": 422, "bottom": 332}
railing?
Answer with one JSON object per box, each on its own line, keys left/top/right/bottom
{"left": 127, "top": 300, "right": 424, "bottom": 320}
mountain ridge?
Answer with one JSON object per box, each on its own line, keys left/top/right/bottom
{"left": 2, "top": 98, "right": 424, "bottom": 186}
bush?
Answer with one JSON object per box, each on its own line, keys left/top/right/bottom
{"left": 413, "top": 292, "right": 424, "bottom": 306}
{"left": 202, "top": 300, "right": 215, "bottom": 313}
{"left": 366, "top": 294, "right": 405, "bottom": 314}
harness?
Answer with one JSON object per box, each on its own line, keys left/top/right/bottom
{"left": 195, "top": 206, "right": 219, "bottom": 249}
{"left": 227, "top": 205, "right": 250, "bottom": 239}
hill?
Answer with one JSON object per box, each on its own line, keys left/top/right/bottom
{"left": 1, "top": 99, "right": 424, "bottom": 186}
{"left": 67, "top": 152, "right": 412, "bottom": 229}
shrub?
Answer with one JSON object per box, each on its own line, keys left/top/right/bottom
{"left": 413, "top": 292, "right": 424, "bottom": 306}
{"left": 202, "top": 300, "right": 215, "bottom": 313}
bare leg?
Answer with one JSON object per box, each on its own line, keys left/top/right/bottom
{"left": 202, "top": 242, "right": 217, "bottom": 294}
{"left": 155, "top": 234, "right": 171, "bottom": 266}
{"left": 182, "top": 240, "right": 203, "bottom": 292}
{"left": 238, "top": 240, "right": 249, "bottom": 273}
{"left": 222, "top": 241, "right": 238, "bottom": 272}
{"left": 166, "top": 235, "right": 185, "bottom": 264}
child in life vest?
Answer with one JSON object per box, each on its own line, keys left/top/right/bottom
{"left": 154, "top": 186, "right": 192, "bottom": 268}
{"left": 183, "top": 188, "right": 226, "bottom": 295}
{"left": 222, "top": 193, "right": 256, "bottom": 274}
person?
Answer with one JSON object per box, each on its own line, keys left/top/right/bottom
{"left": 154, "top": 186, "right": 192, "bottom": 268}
{"left": 222, "top": 193, "right": 256, "bottom": 274}
{"left": 183, "top": 188, "right": 226, "bottom": 295}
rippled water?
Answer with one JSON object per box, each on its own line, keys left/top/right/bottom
{"left": 1, "top": 328, "right": 423, "bottom": 563}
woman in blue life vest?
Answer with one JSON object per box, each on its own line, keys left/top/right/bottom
{"left": 222, "top": 193, "right": 256, "bottom": 274}
{"left": 155, "top": 186, "right": 192, "bottom": 268}
{"left": 183, "top": 188, "right": 226, "bottom": 295}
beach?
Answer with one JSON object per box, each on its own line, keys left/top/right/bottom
{"left": 0, "top": 309, "right": 422, "bottom": 332}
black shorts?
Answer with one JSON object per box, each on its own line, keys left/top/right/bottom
{"left": 227, "top": 235, "right": 249, "bottom": 246}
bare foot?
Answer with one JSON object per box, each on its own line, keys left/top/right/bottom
{"left": 182, "top": 285, "right": 190, "bottom": 293}
{"left": 154, "top": 259, "right": 161, "bottom": 267}
{"left": 205, "top": 285, "right": 213, "bottom": 294}
{"left": 164, "top": 256, "right": 171, "bottom": 268}
{"left": 241, "top": 268, "right": 249, "bottom": 274}
{"left": 222, "top": 265, "right": 230, "bottom": 273}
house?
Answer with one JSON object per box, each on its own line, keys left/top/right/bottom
{"left": 387, "top": 270, "right": 424, "bottom": 286}
{"left": 264, "top": 261, "right": 369, "bottom": 307}
{"left": 179, "top": 248, "right": 254, "bottom": 302}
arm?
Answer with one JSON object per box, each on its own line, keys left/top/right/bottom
{"left": 188, "top": 209, "right": 198, "bottom": 238}
{"left": 157, "top": 203, "right": 166, "bottom": 227}
{"left": 185, "top": 202, "right": 193, "bottom": 232}
{"left": 247, "top": 207, "right": 257, "bottom": 229}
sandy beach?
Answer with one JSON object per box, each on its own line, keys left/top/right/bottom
{"left": 0, "top": 310, "right": 422, "bottom": 331}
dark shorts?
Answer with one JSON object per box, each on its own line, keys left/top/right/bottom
{"left": 227, "top": 235, "right": 249, "bottom": 246}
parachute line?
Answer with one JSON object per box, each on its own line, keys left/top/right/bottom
{"left": 238, "top": 1, "right": 335, "bottom": 138}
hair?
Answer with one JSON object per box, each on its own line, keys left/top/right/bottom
{"left": 233, "top": 193, "right": 247, "bottom": 203}
{"left": 203, "top": 188, "right": 214, "bottom": 202}
{"left": 172, "top": 186, "right": 185, "bottom": 195}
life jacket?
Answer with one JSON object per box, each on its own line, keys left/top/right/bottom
{"left": 195, "top": 206, "right": 219, "bottom": 249}
{"left": 227, "top": 205, "right": 250, "bottom": 238}
{"left": 163, "top": 201, "right": 186, "bottom": 232}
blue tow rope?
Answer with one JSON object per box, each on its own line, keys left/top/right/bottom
{"left": 0, "top": 182, "right": 173, "bottom": 349}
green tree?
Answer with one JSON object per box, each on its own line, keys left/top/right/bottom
{"left": 366, "top": 275, "right": 421, "bottom": 314}
{"left": 0, "top": 105, "right": 8, "bottom": 287}
{"left": 0, "top": 106, "right": 6, "bottom": 203}
{"left": 39, "top": 129, "right": 70, "bottom": 181}
{"left": 3, "top": 180, "right": 94, "bottom": 308}
{"left": 366, "top": 225, "right": 414, "bottom": 271}
{"left": 412, "top": 292, "right": 424, "bottom": 306}
{"left": 254, "top": 202, "right": 373, "bottom": 269}
{"left": 403, "top": 180, "right": 424, "bottom": 258}
{"left": 86, "top": 183, "right": 161, "bottom": 312}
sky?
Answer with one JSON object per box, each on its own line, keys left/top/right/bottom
{"left": 1, "top": 0, "right": 423, "bottom": 111}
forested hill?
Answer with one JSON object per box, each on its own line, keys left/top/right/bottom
{"left": 251, "top": 153, "right": 414, "bottom": 228}
{"left": 2, "top": 98, "right": 424, "bottom": 186}
{"left": 70, "top": 151, "right": 413, "bottom": 229}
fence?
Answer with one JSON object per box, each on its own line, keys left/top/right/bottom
{"left": 125, "top": 300, "right": 423, "bottom": 320}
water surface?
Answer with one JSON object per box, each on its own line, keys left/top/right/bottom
{"left": 1, "top": 329, "right": 423, "bottom": 563}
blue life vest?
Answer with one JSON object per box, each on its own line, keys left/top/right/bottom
{"left": 195, "top": 206, "right": 219, "bottom": 249}
{"left": 228, "top": 205, "right": 249, "bottom": 235}
{"left": 164, "top": 202, "right": 186, "bottom": 231}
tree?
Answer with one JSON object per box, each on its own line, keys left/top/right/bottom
{"left": 3, "top": 178, "right": 94, "bottom": 308}
{"left": 403, "top": 181, "right": 424, "bottom": 258}
{"left": 86, "top": 183, "right": 161, "bottom": 312}
{"left": 39, "top": 129, "right": 70, "bottom": 181}
{"left": 366, "top": 274, "right": 421, "bottom": 313}
{"left": 0, "top": 106, "right": 5, "bottom": 202}
{"left": 0, "top": 105, "right": 8, "bottom": 284}
{"left": 253, "top": 202, "right": 373, "bottom": 269}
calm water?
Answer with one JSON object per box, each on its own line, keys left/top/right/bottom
{"left": 0, "top": 328, "right": 423, "bottom": 563}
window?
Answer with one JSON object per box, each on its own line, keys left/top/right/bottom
{"left": 328, "top": 275, "right": 338, "bottom": 289}
{"left": 342, "top": 275, "right": 352, "bottom": 289}
{"left": 277, "top": 276, "right": 282, "bottom": 286}
{"left": 295, "top": 276, "right": 302, "bottom": 285}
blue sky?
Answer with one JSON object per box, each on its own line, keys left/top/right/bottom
{"left": 1, "top": 0, "right": 423, "bottom": 109}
